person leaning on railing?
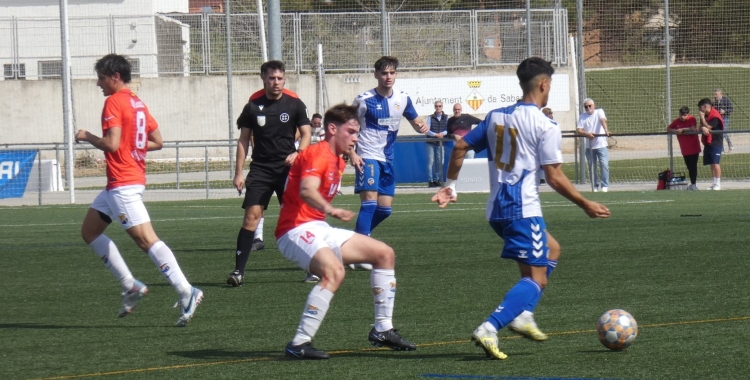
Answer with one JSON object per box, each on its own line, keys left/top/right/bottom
{"left": 667, "top": 106, "right": 700, "bottom": 190}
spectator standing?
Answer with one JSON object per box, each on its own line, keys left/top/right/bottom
{"left": 425, "top": 101, "right": 448, "bottom": 187}
{"left": 698, "top": 98, "right": 724, "bottom": 190}
{"left": 576, "top": 98, "right": 611, "bottom": 192}
{"left": 713, "top": 89, "right": 733, "bottom": 153}
{"left": 667, "top": 106, "right": 700, "bottom": 190}
{"left": 447, "top": 103, "right": 482, "bottom": 159}
{"left": 310, "top": 113, "right": 326, "bottom": 144}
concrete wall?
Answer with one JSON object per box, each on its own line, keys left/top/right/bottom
{"left": 0, "top": 67, "right": 579, "bottom": 157}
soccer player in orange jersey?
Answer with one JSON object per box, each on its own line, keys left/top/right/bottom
{"left": 276, "top": 104, "right": 416, "bottom": 359}
{"left": 76, "top": 54, "right": 202, "bottom": 327}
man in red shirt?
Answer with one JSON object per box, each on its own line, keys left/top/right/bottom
{"left": 275, "top": 104, "right": 416, "bottom": 359}
{"left": 76, "top": 54, "right": 202, "bottom": 326}
{"left": 667, "top": 106, "right": 700, "bottom": 190}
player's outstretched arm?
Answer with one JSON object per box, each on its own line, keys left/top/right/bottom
{"left": 300, "top": 176, "right": 355, "bottom": 222}
{"left": 432, "top": 138, "right": 471, "bottom": 208}
{"left": 543, "top": 163, "right": 610, "bottom": 219}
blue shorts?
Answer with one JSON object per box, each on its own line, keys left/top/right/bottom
{"left": 489, "top": 217, "right": 549, "bottom": 267}
{"left": 703, "top": 145, "right": 722, "bottom": 165}
{"left": 355, "top": 159, "right": 396, "bottom": 197}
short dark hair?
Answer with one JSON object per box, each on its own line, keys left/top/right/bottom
{"left": 679, "top": 106, "right": 690, "bottom": 115}
{"left": 260, "top": 60, "right": 285, "bottom": 76}
{"left": 698, "top": 98, "right": 712, "bottom": 108}
{"left": 517, "top": 57, "right": 554, "bottom": 91}
{"left": 312, "top": 113, "right": 323, "bottom": 120}
{"left": 374, "top": 56, "right": 399, "bottom": 72}
{"left": 95, "top": 54, "right": 131, "bottom": 83}
{"left": 323, "top": 104, "right": 359, "bottom": 133}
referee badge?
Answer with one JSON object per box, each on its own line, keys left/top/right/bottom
{"left": 257, "top": 115, "right": 266, "bottom": 127}
{"left": 280, "top": 113, "right": 290, "bottom": 123}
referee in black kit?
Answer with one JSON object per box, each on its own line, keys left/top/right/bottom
{"left": 228, "top": 60, "right": 311, "bottom": 287}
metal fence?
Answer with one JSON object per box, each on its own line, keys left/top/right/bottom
{"left": 1, "top": 8, "right": 569, "bottom": 80}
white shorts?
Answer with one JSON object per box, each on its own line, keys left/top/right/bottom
{"left": 276, "top": 221, "right": 355, "bottom": 272}
{"left": 90, "top": 185, "right": 151, "bottom": 230}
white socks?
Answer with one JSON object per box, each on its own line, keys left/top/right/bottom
{"left": 147, "top": 241, "right": 192, "bottom": 300}
{"left": 89, "top": 234, "right": 135, "bottom": 291}
{"left": 292, "top": 285, "right": 334, "bottom": 345}
{"left": 256, "top": 217, "right": 264, "bottom": 241}
{"left": 714, "top": 177, "right": 721, "bottom": 186}
{"left": 371, "top": 269, "right": 396, "bottom": 332}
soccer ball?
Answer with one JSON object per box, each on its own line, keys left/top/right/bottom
{"left": 596, "top": 309, "right": 638, "bottom": 351}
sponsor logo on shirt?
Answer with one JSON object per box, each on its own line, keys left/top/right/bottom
{"left": 377, "top": 117, "right": 401, "bottom": 126}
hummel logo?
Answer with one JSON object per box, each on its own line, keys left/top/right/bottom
{"left": 533, "top": 241, "right": 544, "bottom": 250}
{"left": 532, "top": 250, "right": 543, "bottom": 258}
{"left": 530, "top": 223, "right": 540, "bottom": 232}
{"left": 531, "top": 232, "right": 543, "bottom": 241}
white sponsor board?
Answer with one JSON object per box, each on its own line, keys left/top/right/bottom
{"left": 399, "top": 74, "right": 570, "bottom": 116}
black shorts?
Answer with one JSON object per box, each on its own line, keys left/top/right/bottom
{"left": 242, "top": 161, "right": 290, "bottom": 209}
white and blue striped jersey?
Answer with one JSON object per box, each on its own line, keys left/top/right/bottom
{"left": 353, "top": 87, "right": 418, "bottom": 163}
{"left": 463, "top": 102, "right": 563, "bottom": 222}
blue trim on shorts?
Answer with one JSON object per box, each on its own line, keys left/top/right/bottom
{"left": 489, "top": 217, "right": 549, "bottom": 266}
{"left": 354, "top": 159, "right": 396, "bottom": 196}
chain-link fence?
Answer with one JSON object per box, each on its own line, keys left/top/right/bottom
{"left": 1, "top": 8, "right": 568, "bottom": 79}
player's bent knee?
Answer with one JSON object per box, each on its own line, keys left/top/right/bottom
{"left": 321, "top": 264, "right": 346, "bottom": 290}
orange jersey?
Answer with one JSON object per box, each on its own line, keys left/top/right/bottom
{"left": 275, "top": 142, "right": 345, "bottom": 238}
{"left": 101, "top": 88, "right": 158, "bottom": 190}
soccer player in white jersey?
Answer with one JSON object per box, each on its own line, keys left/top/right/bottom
{"left": 433, "top": 57, "right": 610, "bottom": 360}
{"left": 349, "top": 56, "right": 427, "bottom": 270}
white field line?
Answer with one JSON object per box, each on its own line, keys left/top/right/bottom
{"left": 0, "top": 199, "right": 673, "bottom": 228}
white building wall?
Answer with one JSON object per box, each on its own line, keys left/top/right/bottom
{"left": 0, "top": 0, "right": 187, "bottom": 80}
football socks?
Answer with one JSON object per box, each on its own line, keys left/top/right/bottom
{"left": 147, "top": 240, "right": 192, "bottom": 300}
{"left": 291, "top": 285, "right": 334, "bottom": 346}
{"left": 234, "top": 228, "right": 255, "bottom": 274}
{"left": 524, "top": 259, "right": 558, "bottom": 313}
{"left": 371, "top": 206, "right": 392, "bottom": 232}
{"left": 487, "top": 278, "right": 541, "bottom": 331}
{"left": 371, "top": 269, "right": 396, "bottom": 332}
{"left": 255, "top": 217, "right": 264, "bottom": 241}
{"left": 89, "top": 234, "right": 135, "bottom": 291}
{"left": 355, "top": 200, "right": 377, "bottom": 236}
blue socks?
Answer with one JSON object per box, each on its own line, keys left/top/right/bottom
{"left": 487, "top": 278, "right": 542, "bottom": 330}
{"left": 523, "top": 259, "right": 558, "bottom": 313}
{"left": 355, "top": 200, "right": 377, "bottom": 235}
{"left": 371, "top": 206, "right": 392, "bottom": 231}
